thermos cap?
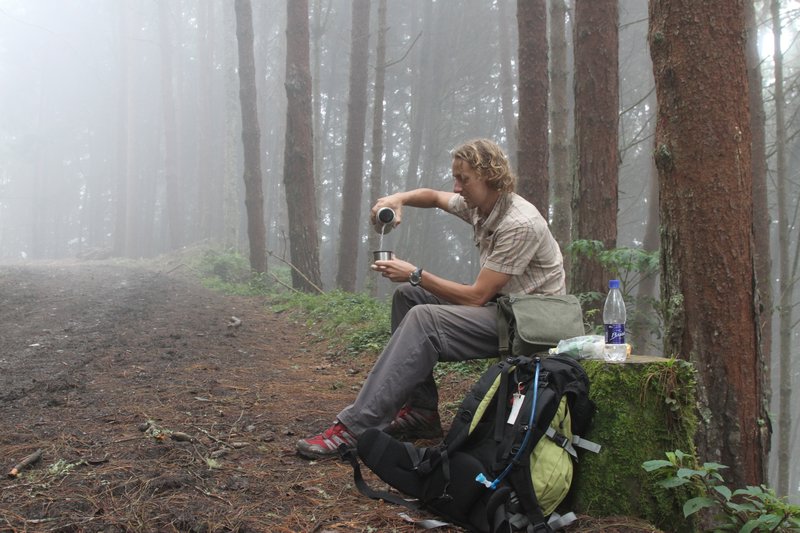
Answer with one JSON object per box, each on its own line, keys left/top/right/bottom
{"left": 377, "top": 207, "right": 395, "bottom": 224}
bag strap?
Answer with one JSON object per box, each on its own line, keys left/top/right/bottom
{"left": 340, "top": 445, "right": 423, "bottom": 510}
{"left": 445, "top": 358, "right": 515, "bottom": 452}
{"left": 496, "top": 296, "right": 513, "bottom": 356}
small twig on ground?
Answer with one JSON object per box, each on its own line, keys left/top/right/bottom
{"left": 193, "top": 426, "right": 228, "bottom": 447}
{"left": 193, "top": 485, "right": 232, "bottom": 506}
{"left": 7, "top": 449, "right": 43, "bottom": 478}
{"left": 170, "top": 432, "right": 194, "bottom": 443}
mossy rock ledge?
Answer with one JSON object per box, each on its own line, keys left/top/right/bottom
{"left": 571, "top": 355, "right": 698, "bottom": 532}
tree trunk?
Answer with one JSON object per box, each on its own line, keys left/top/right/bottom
{"left": 335, "top": 0, "right": 371, "bottom": 292}
{"left": 497, "top": 0, "right": 517, "bottom": 169}
{"left": 311, "top": 0, "right": 329, "bottom": 199}
{"left": 366, "top": 0, "right": 388, "bottom": 297}
{"left": 158, "top": 2, "right": 184, "bottom": 251}
{"left": 234, "top": 0, "right": 267, "bottom": 274}
{"left": 745, "top": 0, "right": 773, "bottom": 487}
{"left": 197, "top": 2, "right": 214, "bottom": 241}
{"left": 570, "top": 0, "right": 618, "bottom": 302}
{"left": 283, "top": 0, "right": 323, "bottom": 293}
{"left": 649, "top": 0, "right": 766, "bottom": 486}
{"left": 516, "top": 0, "right": 549, "bottom": 211}
{"left": 549, "top": 0, "right": 572, "bottom": 269}
{"left": 113, "top": 2, "right": 130, "bottom": 258}
{"left": 769, "top": 0, "right": 792, "bottom": 497}
{"left": 222, "top": 1, "right": 242, "bottom": 250}
{"left": 635, "top": 156, "right": 660, "bottom": 354}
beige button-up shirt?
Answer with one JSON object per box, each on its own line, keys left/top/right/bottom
{"left": 448, "top": 192, "right": 566, "bottom": 296}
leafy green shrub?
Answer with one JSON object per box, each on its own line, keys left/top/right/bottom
{"left": 272, "top": 289, "right": 391, "bottom": 355}
{"left": 567, "top": 239, "right": 662, "bottom": 351}
{"left": 194, "top": 249, "right": 291, "bottom": 296}
{"left": 197, "top": 249, "right": 251, "bottom": 283}
{"left": 643, "top": 450, "right": 800, "bottom": 532}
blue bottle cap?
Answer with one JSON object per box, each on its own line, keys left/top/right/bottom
{"left": 609, "top": 279, "right": 620, "bottom": 289}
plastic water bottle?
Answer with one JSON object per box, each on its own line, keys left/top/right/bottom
{"left": 602, "top": 279, "right": 627, "bottom": 362}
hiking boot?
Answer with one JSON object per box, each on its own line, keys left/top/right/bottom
{"left": 296, "top": 421, "right": 357, "bottom": 459}
{"left": 384, "top": 406, "right": 443, "bottom": 441}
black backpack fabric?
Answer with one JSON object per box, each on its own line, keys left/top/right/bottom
{"left": 345, "top": 355, "right": 599, "bottom": 533}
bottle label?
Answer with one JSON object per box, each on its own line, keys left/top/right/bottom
{"left": 605, "top": 323, "right": 625, "bottom": 344}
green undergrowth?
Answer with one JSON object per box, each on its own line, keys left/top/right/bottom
{"left": 644, "top": 450, "right": 800, "bottom": 532}
{"left": 271, "top": 289, "right": 392, "bottom": 355}
{"left": 193, "top": 249, "right": 392, "bottom": 356}
{"left": 192, "top": 249, "right": 277, "bottom": 296}
{"left": 193, "top": 249, "right": 489, "bottom": 377}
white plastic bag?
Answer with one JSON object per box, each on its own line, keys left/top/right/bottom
{"left": 550, "top": 335, "right": 605, "bottom": 359}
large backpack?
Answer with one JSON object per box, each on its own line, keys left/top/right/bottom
{"left": 344, "top": 355, "right": 601, "bottom": 533}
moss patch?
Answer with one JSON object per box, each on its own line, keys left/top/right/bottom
{"left": 570, "top": 357, "right": 697, "bottom": 531}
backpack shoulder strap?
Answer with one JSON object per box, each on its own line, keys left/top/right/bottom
{"left": 341, "top": 445, "right": 424, "bottom": 510}
{"left": 445, "top": 358, "right": 519, "bottom": 452}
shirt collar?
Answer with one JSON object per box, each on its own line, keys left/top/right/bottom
{"left": 473, "top": 192, "right": 512, "bottom": 244}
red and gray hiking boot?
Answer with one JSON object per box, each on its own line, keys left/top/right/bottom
{"left": 384, "top": 406, "right": 443, "bottom": 441}
{"left": 296, "top": 421, "right": 357, "bottom": 459}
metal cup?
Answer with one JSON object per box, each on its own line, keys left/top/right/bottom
{"left": 372, "top": 250, "right": 394, "bottom": 262}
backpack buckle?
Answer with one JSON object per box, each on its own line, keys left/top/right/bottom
{"left": 553, "top": 432, "right": 570, "bottom": 449}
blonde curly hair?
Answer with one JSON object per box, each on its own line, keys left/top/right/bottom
{"left": 451, "top": 139, "right": 516, "bottom": 193}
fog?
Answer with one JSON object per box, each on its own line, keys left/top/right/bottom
{"left": 1, "top": 0, "right": 799, "bottom": 500}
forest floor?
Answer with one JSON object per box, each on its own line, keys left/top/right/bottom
{"left": 0, "top": 257, "right": 661, "bottom": 533}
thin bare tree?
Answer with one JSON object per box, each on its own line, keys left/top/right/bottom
{"left": 570, "top": 0, "right": 619, "bottom": 304}
{"left": 770, "top": 0, "right": 792, "bottom": 497}
{"left": 234, "top": 0, "right": 267, "bottom": 273}
{"left": 517, "top": 0, "right": 549, "bottom": 211}
{"left": 283, "top": 0, "right": 322, "bottom": 292}
{"left": 366, "top": 0, "right": 388, "bottom": 297}
{"left": 158, "top": 2, "right": 183, "bottom": 250}
{"left": 549, "top": 0, "right": 572, "bottom": 261}
{"left": 335, "top": 0, "right": 371, "bottom": 291}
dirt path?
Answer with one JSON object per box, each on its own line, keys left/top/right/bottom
{"left": 0, "top": 260, "right": 462, "bottom": 532}
{"left": 0, "top": 261, "right": 658, "bottom": 533}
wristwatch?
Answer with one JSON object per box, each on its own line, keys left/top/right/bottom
{"left": 408, "top": 268, "right": 423, "bottom": 287}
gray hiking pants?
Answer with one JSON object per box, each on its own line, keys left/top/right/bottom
{"left": 337, "top": 284, "right": 499, "bottom": 435}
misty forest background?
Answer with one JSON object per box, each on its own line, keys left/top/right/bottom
{"left": 0, "top": 0, "right": 798, "bottom": 503}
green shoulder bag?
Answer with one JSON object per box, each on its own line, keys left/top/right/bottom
{"left": 496, "top": 293, "right": 585, "bottom": 356}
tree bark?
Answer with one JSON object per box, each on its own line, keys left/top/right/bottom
{"left": 222, "top": 1, "right": 242, "bottom": 250}
{"left": 571, "top": 0, "right": 618, "bottom": 302}
{"left": 649, "top": 0, "right": 766, "bottom": 486}
{"left": 497, "top": 0, "right": 517, "bottom": 169}
{"left": 234, "top": 0, "right": 267, "bottom": 274}
{"left": 335, "top": 0, "right": 371, "bottom": 291}
{"left": 516, "top": 0, "right": 549, "bottom": 211}
{"left": 366, "top": 0, "right": 388, "bottom": 297}
{"left": 283, "top": 0, "right": 322, "bottom": 292}
{"left": 549, "top": 0, "right": 572, "bottom": 268}
{"left": 197, "top": 2, "right": 214, "bottom": 240}
{"left": 113, "top": 2, "right": 131, "bottom": 258}
{"left": 158, "top": 2, "right": 184, "bottom": 251}
{"left": 745, "top": 0, "right": 773, "bottom": 486}
{"left": 769, "top": 0, "right": 791, "bottom": 497}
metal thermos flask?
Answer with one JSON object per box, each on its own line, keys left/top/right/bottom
{"left": 375, "top": 207, "right": 395, "bottom": 233}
